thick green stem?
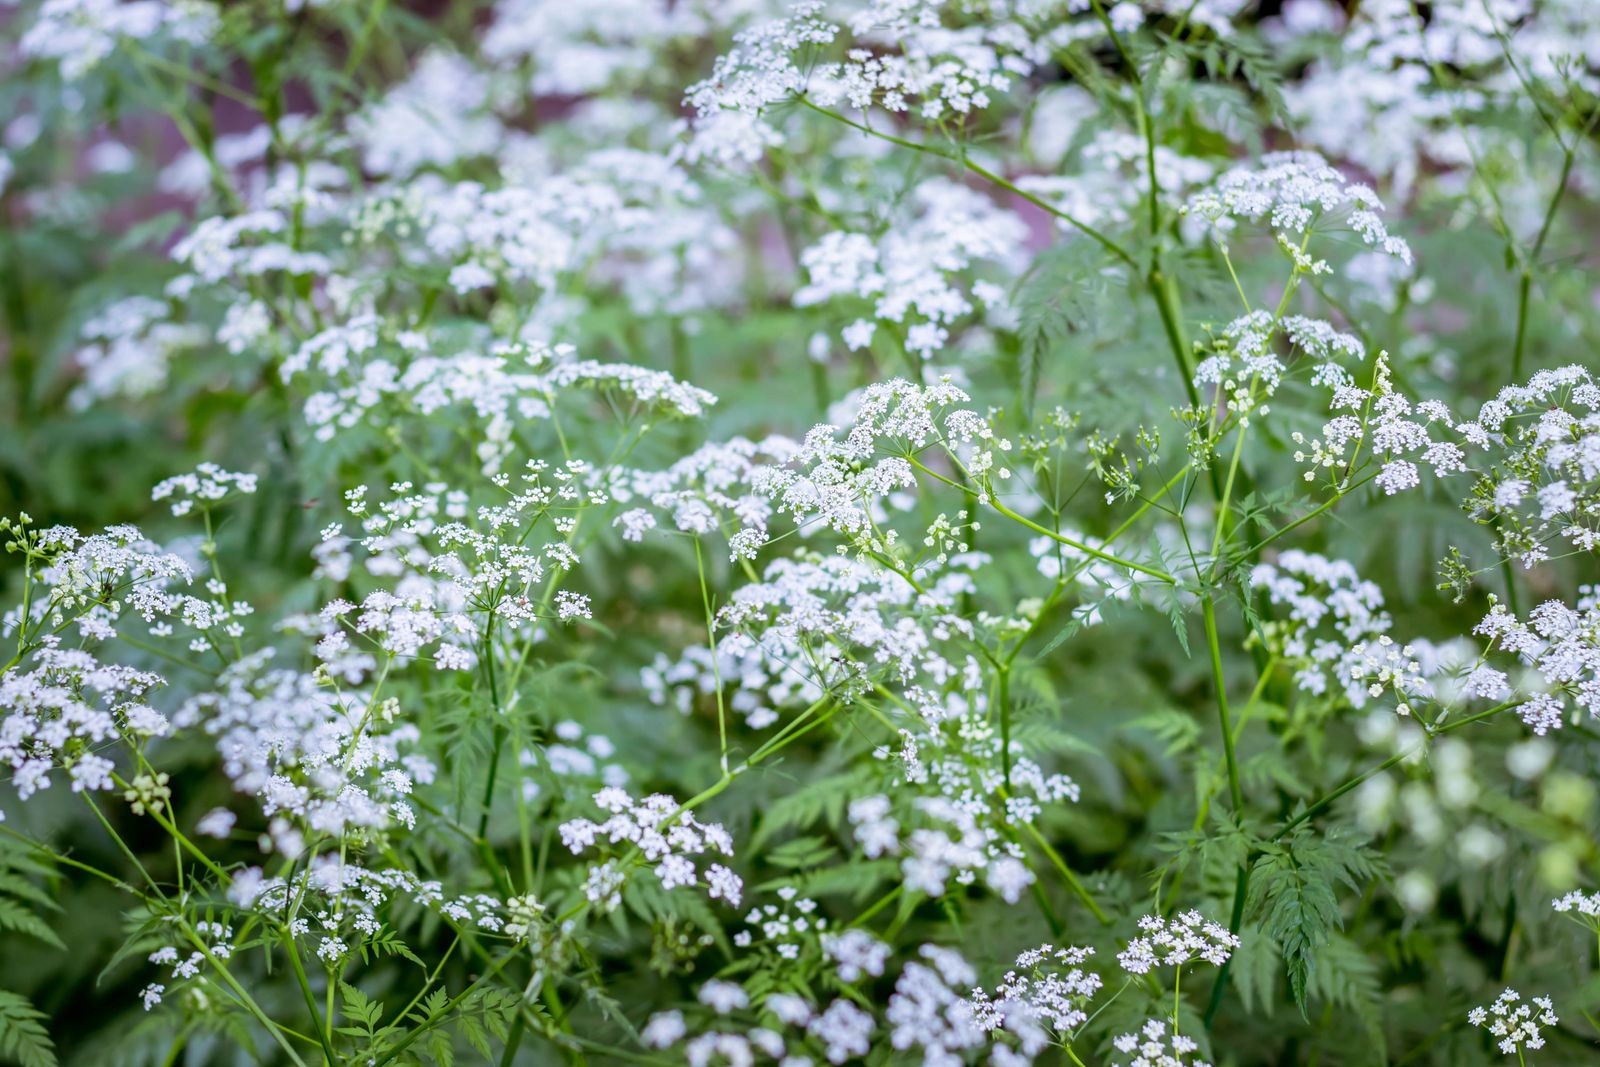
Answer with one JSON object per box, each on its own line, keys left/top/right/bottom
{"left": 1151, "top": 269, "right": 1200, "bottom": 408}
{"left": 285, "top": 938, "right": 339, "bottom": 1066}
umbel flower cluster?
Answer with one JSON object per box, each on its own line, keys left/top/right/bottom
{"left": 3, "top": 1, "right": 1600, "bottom": 1065}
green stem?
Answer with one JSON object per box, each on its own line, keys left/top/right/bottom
{"left": 694, "top": 537, "right": 730, "bottom": 774}
{"left": 997, "top": 664, "right": 1013, "bottom": 790}
{"left": 958, "top": 482, "right": 1174, "bottom": 584}
{"left": 368, "top": 952, "right": 520, "bottom": 1067}
{"left": 1512, "top": 268, "right": 1531, "bottom": 382}
{"left": 1151, "top": 269, "right": 1200, "bottom": 407}
{"left": 1019, "top": 820, "right": 1110, "bottom": 924}
{"left": 1201, "top": 595, "right": 1243, "bottom": 812}
{"left": 797, "top": 98, "right": 1135, "bottom": 267}
{"left": 284, "top": 937, "right": 339, "bottom": 1066}
{"left": 1283, "top": 700, "right": 1516, "bottom": 836}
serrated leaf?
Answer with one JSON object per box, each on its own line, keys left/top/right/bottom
{"left": 0, "top": 990, "right": 56, "bottom": 1067}
{"left": 0, "top": 900, "right": 64, "bottom": 951}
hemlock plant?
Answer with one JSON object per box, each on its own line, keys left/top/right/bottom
{"left": 1, "top": 1, "right": 1599, "bottom": 1065}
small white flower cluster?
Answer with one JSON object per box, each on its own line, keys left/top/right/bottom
{"left": 171, "top": 209, "right": 332, "bottom": 287}
{"left": 619, "top": 434, "right": 801, "bottom": 561}
{"left": 142, "top": 919, "right": 234, "bottom": 1011}
{"left": 794, "top": 180, "right": 1026, "bottom": 360}
{"left": 1474, "top": 594, "right": 1600, "bottom": 735}
{"left": 0, "top": 642, "right": 167, "bottom": 804}
{"left": 898, "top": 795, "right": 1035, "bottom": 904}
{"left": 1116, "top": 911, "right": 1240, "bottom": 974}
{"left": 643, "top": 947, "right": 992, "bottom": 1062}
{"left": 1467, "top": 988, "right": 1558, "bottom": 1057}
{"left": 349, "top": 49, "right": 504, "bottom": 177}
{"left": 483, "top": 0, "right": 710, "bottom": 97}
{"left": 810, "top": 2, "right": 1046, "bottom": 121}
{"left": 1552, "top": 888, "right": 1600, "bottom": 928}
{"left": 757, "top": 378, "right": 1006, "bottom": 552}
{"left": 685, "top": 0, "right": 1052, "bottom": 167}
{"left": 861, "top": 705, "right": 1077, "bottom": 906}
{"left": 1294, "top": 353, "right": 1470, "bottom": 497}
{"left": 0, "top": 512, "right": 264, "bottom": 810}
{"left": 324, "top": 472, "right": 607, "bottom": 657}
{"left": 734, "top": 886, "right": 828, "bottom": 960}
{"left": 821, "top": 928, "right": 892, "bottom": 982}
{"left": 175, "top": 652, "right": 433, "bottom": 848}
{"left": 967, "top": 943, "right": 1102, "bottom": 1040}
{"left": 1111, "top": 1018, "right": 1213, "bottom": 1067}
{"left": 1460, "top": 366, "right": 1600, "bottom": 568}
{"left": 21, "top": 0, "right": 219, "bottom": 81}
{"left": 646, "top": 551, "right": 981, "bottom": 729}
{"left": 559, "top": 787, "right": 742, "bottom": 910}
{"left": 6, "top": 524, "right": 193, "bottom": 631}
{"left": 682, "top": 1, "right": 838, "bottom": 166}
{"left": 225, "top": 861, "right": 511, "bottom": 956}
{"left": 884, "top": 945, "right": 989, "bottom": 1064}
{"left": 287, "top": 332, "right": 715, "bottom": 473}
{"left": 641, "top": 975, "right": 878, "bottom": 1065}
{"left": 1284, "top": 0, "right": 1593, "bottom": 202}
{"left": 150, "top": 464, "right": 259, "bottom": 517}
{"left": 1250, "top": 550, "right": 1435, "bottom": 714}
{"left": 1193, "top": 313, "right": 1364, "bottom": 417}
{"left": 1184, "top": 150, "right": 1411, "bottom": 270}
{"left": 68, "top": 295, "right": 207, "bottom": 409}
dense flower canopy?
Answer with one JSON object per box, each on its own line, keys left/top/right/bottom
{"left": 2, "top": 1, "right": 1600, "bottom": 1065}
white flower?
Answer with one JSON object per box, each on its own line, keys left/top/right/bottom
{"left": 1118, "top": 911, "right": 1240, "bottom": 974}
{"left": 698, "top": 979, "right": 749, "bottom": 1015}
{"left": 1468, "top": 988, "right": 1558, "bottom": 1056}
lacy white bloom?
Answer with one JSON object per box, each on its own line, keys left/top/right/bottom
{"left": 1467, "top": 988, "right": 1558, "bottom": 1056}
{"left": 1117, "top": 911, "right": 1240, "bottom": 974}
{"left": 1184, "top": 150, "right": 1411, "bottom": 268}
{"left": 559, "top": 788, "right": 741, "bottom": 907}
{"left": 1111, "top": 1018, "right": 1212, "bottom": 1067}
{"left": 151, "top": 464, "right": 259, "bottom": 517}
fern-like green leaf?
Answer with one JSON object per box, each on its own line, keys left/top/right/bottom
{"left": 750, "top": 767, "right": 873, "bottom": 850}
{"left": 0, "top": 900, "right": 62, "bottom": 952}
{"left": 1307, "top": 933, "right": 1386, "bottom": 1060}
{"left": 0, "top": 990, "right": 56, "bottom": 1067}
{"left": 1248, "top": 828, "right": 1386, "bottom": 1017}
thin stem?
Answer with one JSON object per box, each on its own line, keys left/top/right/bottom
{"left": 1512, "top": 268, "right": 1533, "bottom": 382}
{"left": 797, "top": 98, "right": 1135, "bottom": 267}
{"left": 1247, "top": 471, "right": 1379, "bottom": 555}
{"left": 1019, "top": 820, "right": 1110, "bottom": 924}
{"left": 368, "top": 952, "right": 520, "bottom": 1067}
{"left": 695, "top": 537, "right": 731, "bottom": 775}
{"left": 1201, "top": 595, "right": 1243, "bottom": 812}
{"left": 997, "top": 664, "right": 1013, "bottom": 790}
{"left": 1279, "top": 699, "right": 1518, "bottom": 837}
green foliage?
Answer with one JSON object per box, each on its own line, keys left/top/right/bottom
{"left": 1248, "top": 829, "right": 1387, "bottom": 1018}
{"left": 0, "top": 991, "right": 55, "bottom": 1067}
{"left": 749, "top": 766, "right": 877, "bottom": 851}
{"left": 2, "top": 2, "right": 1598, "bottom": 1065}
{"left": 1009, "top": 241, "right": 1128, "bottom": 421}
